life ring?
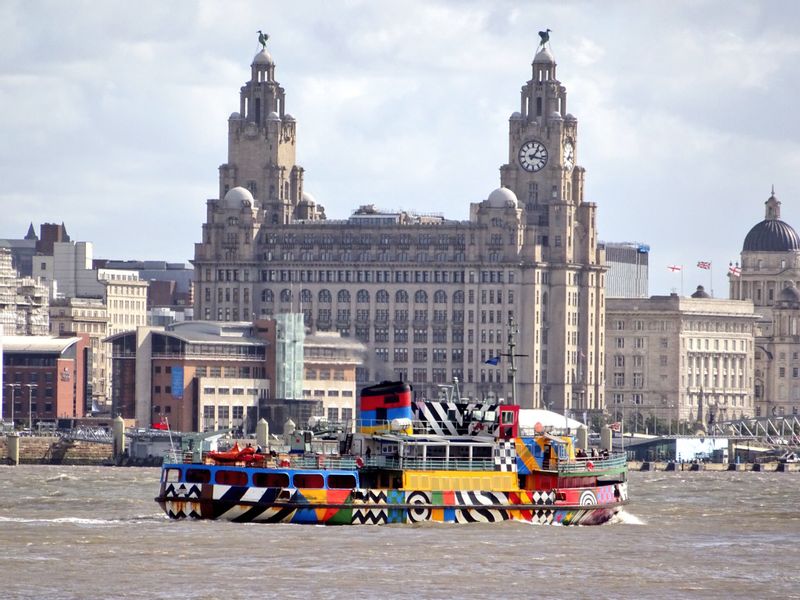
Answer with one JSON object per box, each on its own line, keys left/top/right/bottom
{"left": 355, "top": 456, "right": 365, "bottom": 469}
{"left": 279, "top": 458, "right": 291, "bottom": 468}
{"left": 587, "top": 461, "right": 595, "bottom": 471}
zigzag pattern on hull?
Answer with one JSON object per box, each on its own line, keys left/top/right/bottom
{"left": 163, "top": 483, "right": 201, "bottom": 499}
{"left": 352, "top": 489, "right": 390, "bottom": 525}
{"left": 165, "top": 501, "right": 202, "bottom": 520}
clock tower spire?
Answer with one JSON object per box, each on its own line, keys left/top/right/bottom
{"left": 498, "top": 34, "right": 605, "bottom": 416}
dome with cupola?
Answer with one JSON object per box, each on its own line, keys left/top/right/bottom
{"left": 742, "top": 190, "right": 800, "bottom": 252}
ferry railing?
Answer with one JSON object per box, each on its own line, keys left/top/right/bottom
{"left": 557, "top": 454, "right": 628, "bottom": 475}
{"left": 396, "top": 458, "right": 495, "bottom": 471}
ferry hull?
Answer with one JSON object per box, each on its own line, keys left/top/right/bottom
{"left": 157, "top": 482, "right": 627, "bottom": 526}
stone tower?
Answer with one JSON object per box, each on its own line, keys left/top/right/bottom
{"left": 499, "top": 41, "right": 606, "bottom": 413}
{"left": 218, "top": 45, "right": 306, "bottom": 225}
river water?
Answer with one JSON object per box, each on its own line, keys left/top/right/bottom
{"left": 0, "top": 466, "right": 798, "bottom": 599}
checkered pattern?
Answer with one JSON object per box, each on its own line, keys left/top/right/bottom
{"left": 532, "top": 490, "right": 555, "bottom": 505}
{"left": 494, "top": 441, "right": 517, "bottom": 472}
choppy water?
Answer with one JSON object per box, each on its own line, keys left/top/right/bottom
{"left": 0, "top": 466, "right": 798, "bottom": 599}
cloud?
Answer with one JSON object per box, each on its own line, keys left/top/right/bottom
{"left": 1, "top": 0, "right": 800, "bottom": 298}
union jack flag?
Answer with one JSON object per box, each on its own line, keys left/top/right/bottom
{"left": 697, "top": 261, "right": 711, "bottom": 270}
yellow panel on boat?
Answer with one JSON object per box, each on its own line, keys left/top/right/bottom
{"left": 403, "top": 471, "right": 518, "bottom": 492}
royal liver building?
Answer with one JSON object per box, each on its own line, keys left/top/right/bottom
{"left": 194, "top": 37, "right": 606, "bottom": 412}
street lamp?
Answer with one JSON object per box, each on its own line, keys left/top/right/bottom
{"left": 5, "top": 383, "right": 21, "bottom": 428}
{"left": 24, "top": 384, "right": 37, "bottom": 432}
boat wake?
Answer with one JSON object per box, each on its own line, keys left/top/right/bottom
{"left": 610, "top": 510, "right": 645, "bottom": 525}
{"left": 0, "top": 514, "right": 164, "bottom": 525}
{"left": 45, "top": 473, "right": 79, "bottom": 482}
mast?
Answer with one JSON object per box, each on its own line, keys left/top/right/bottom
{"left": 501, "top": 314, "right": 528, "bottom": 405}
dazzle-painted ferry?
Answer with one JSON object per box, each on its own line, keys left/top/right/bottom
{"left": 156, "top": 381, "right": 628, "bottom": 526}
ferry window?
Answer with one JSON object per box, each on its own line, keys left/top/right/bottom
{"left": 164, "top": 468, "right": 182, "bottom": 483}
{"left": 501, "top": 411, "right": 514, "bottom": 424}
{"left": 253, "top": 472, "right": 290, "bottom": 487}
{"left": 185, "top": 468, "right": 211, "bottom": 484}
{"left": 215, "top": 470, "right": 248, "bottom": 486}
{"left": 473, "top": 446, "right": 492, "bottom": 459}
{"left": 327, "top": 474, "right": 357, "bottom": 489}
{"left": 293, "top": 473, "right": 325, "bottom": 488}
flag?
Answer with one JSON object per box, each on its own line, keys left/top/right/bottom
{"left": 609, "top": 422, "right": 621, "bottom": 432}
{"left": 697, "top": 261, "right": 711, "bottom": 270}
{"left": 667, "top": 265, "right": 682, "bottom": 272}
{"left": 484, "top": 356, "right": 500, "bottom": 365}
{"left": 728, "top": 264, "right": 741, "bottom": 277}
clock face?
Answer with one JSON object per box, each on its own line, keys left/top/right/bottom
{"left": 564, "top": 140, "right": 575, "bottom": 171}
{"left": 518, "top": 140, "right": 548, "bottom": 172}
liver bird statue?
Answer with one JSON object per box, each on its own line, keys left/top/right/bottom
{"left": 538, "top": 28, "right": 551, "bottom": 49}
{"left": 258, "top": 30, "right": 269, "bottom": 50}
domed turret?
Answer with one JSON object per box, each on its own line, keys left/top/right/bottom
{"left": 221, "top": 186, "right": 254, "bottom": 209}
{"left": 743, "top": 190, "right": 800, "bottom": 252}
{"left": 779, "top": 282, "right": 800, "bottom": 304}
{"left": 691, "top": 285, "right": 711, "bottom": 299}
{"left": 486, "top": 187, "right": 518, "bottom": 208}
{"left": 253, "top": 49, "right": 273, "bottom": 65}
{"left": 533, "top": 47, "right": 555, "bottom": 64}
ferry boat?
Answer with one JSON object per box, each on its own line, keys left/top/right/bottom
{"left": 155, "top": 381, "right": 628, "bottom": 525}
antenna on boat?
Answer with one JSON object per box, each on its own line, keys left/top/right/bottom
{"left": 500, "top": 314, "right": 527, "bottom": 405}
{"left": 164, "top": 416, "right": 177, "bottom": 462}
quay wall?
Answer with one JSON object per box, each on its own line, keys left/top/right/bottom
{"left": 0, "top": 436, "right": 112, "bottom": 465}
{"left": 629, "top": 460, "right": 800, "bottom": 473}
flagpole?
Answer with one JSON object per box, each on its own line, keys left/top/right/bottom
{"left": 681, "top": 266, "right": 684, "bottom": 297}
{"left": 709, "top": 264, "right": 714, "bottom": 298}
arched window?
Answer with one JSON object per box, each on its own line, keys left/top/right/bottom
{"left": 453, "top": 290, "right": 464, "bottom": 304}
{"left": 415, "top": 290, "right": 428, "bottom": 303}
{"left": 300, "top": 289, "right": 312, "bottom": 303}
{"left": 337, "top": 290, "right": 351, "bottom": 303}
{"left": 280, "top": 289, "right": 292, "bottom": 303}
{"left": 434, "top": 290, "right": 447, "bottom": 304}
{"left": 356, "top": 289, "right": 370, "bottom": 303}
{"left": 376, "top": 289, "right": 389, "bottom": 304}
{"left": 262, "top": 289, "right": 274, "bottom": 303}
{"left": 319, "top": 289, "right": 332, "bottom": 303}
{"left": 396, "top": 290, "right": 408, "bottom": 303}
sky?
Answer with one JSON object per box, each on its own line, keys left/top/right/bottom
{"left": 2, "top": 0, "right": 800, "bottom": 297}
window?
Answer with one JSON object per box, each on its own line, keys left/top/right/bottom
{"left": 293, "top": 473, "right": 324, "bottom": 488}
{"left": 253, "top": 472, "right": 290, "bottom": 487}
{"left": 216, "top": 470, "right": 248, "bottom": 486}
{"left": 185, "top": 469, "right": 211, "bottom": 484}
{"left": 328, "top": 474, "right": 357, "bottom": 489}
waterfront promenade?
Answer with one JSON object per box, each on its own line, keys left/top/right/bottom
{"left": 2, "top": 434, "right": 798, "bottom": 472}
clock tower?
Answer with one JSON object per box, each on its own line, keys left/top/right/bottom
{"left": 499, "top": 39, "right": 605, "bottom": 414}
{"left": 218, "top": 44, "right": 306, "bottom": 225}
